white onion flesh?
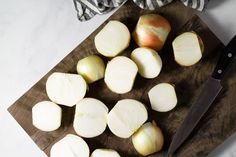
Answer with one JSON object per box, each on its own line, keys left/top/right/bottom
{"left": 172, "top": 32, "right": 203, "bottom": 66}
{"left": 50, "top": 134, "right": 90, "bottom": 157}
{"left": 46, "top": 72, "right": 87, "bottom": 107}
{"left": 104, "top": 56, "right": 138, "bottom": 94}
{"left": 148, "top": 83, "right": 177, "bottom": 112}
{"left": 91, "top": 149, "right": 121, "bottom": 157}
{"left": 77, "top": 55, "right": 105, "bottom": 84}
{"left": 107, "top": 99, "right": 148, "bottom": 138}
{"left": 32, "top": 101, "right": 62, "bottom": 132}
{"left": 131, "top": 47, "right": 162, "bottom": 78}
{"left": 73, "top": 98, "right": 108, "bottom": 138}
{"left": 95, "top": 20, "right": 130, "bottom": 57}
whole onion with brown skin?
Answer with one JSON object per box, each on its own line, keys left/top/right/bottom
{"left": 133, "top": 14, "right": 171, "bottom": 51}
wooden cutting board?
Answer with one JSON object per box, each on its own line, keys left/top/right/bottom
{"left": 8, "top": 1, "right": 236, "bottom": 157}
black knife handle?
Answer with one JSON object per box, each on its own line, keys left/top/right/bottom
{"left": 212, "top": 35, "right": 236, "bottom": 80}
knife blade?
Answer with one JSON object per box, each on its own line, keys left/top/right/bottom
{"left": 167, "top": 35, "right": 236, "bottom": 157}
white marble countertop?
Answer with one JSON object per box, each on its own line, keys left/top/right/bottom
{"left": 0, "top": 0, "right": 235, "bottom": 156}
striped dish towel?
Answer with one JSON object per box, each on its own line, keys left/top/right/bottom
{"left": 73, "top": 0, "right": 209, "bottom": 21}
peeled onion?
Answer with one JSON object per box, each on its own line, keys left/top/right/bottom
{"left": 46, "top": 72, "right": 87, "bottom": 107}
{"left": 73, "top": 98, "right": 108, "bottom": 138}
{"left": 50, "top": 134, "right": 89, "bottom": 157}
{"left": 32, "top": 101, "right": 62, "bottom": 132}
{"left": 131, "top": 47, "right": 162, "bottom": 78}
{"left": 172, "top": 32, "right": 204, "bottom": 66}
{"left": 77, "top": 55, "right": 105, "bottom": 84}
{"left": 104, "top": 56, "right": 138, "bottom": 94}
{"left": 91, "top": 149, "right": 121, "bottom": 157}
{"left": 132, "top": 122, "right": 164, "bottom": 156}
{"left": 107, "top": 99, "right": 148, "bottom": 138}
{"left": 95, "top": 20, "right": 130, "bottom": 57}
{"left": 148, "top": 83, "right": 177, "bottom": 112}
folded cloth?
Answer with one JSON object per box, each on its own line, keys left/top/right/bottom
{"left": 73, "top": 0, "right": 209, "bottom": 21}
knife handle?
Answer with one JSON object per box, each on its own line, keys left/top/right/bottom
{"left": 212, "top": 35, "right": 236, "bottom": 80}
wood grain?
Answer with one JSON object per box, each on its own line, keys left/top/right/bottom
{"left": 8, "top": 1, "right": 236, "bottom": 157}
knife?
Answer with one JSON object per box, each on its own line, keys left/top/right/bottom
{"left": 167, "top": 35, "right": 236, "bottom": 157}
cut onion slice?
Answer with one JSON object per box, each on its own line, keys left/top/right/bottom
{"left": 172, "top": 32, "right": 203, "bottom": 66}
{"left": 73, "top": 98, "right": 108, "bottom": 138}
{"left": 131, "top": 47, "right": 162, "bottom": 78}
{"left": 50, "top": 134, "right": 89, "bottom": 157}
{"left": 46, "top": 72, "right": 87, "bottom": 107}
{"left": 95, "top": 20, "right": 131, "bottom": 57}
{"left": 107, "top": 99, "right": 148, "bottom": 138}
{"left": 91, "top": 149, "right": 121, "bottom": 157}
{"left": 104, "top": 56, "right": 138, "bottom": 94}
{"left": 148, "top": 83, "right": 177, "bottom": 112}
{"left": 32, "top": 101, "right": 62, "bottom": 132}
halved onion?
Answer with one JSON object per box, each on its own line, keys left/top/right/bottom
{"left": 172, "top": 32, "right": 204, "bottom": 66}
{"left": 50, "top": 134, "right": 89, "bottom": 157}
{"left": 46, "top": 72, "right": 87, "bottom": 107}
{"left": 104, "top": 56, "right": 138, "bottom": 94}
{"left": 95, "top": 20, "right": 130, "bottom": 57}
{"left": 131, "top": 47, "right": 162, "bottom": 78}
{"left": 148, "top": 83, "right": 177, "bottom": 112}
{"left": 91, "top": 149, "right": 121, "bottom": 157}
{"left": 107, "top": 99, "right": 148, "bottom": 138}
{"left": 73, "top": 98, "right": 108, "bottom": 138}
{"left": 32, "top": 101, "right": 62, "bottom": 132}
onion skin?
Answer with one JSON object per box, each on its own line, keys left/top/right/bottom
{"left": 132, "top": 122, "right": 164, "bottom": 156}
{"left": 73, "top": 98, "right": 108, "bottom": 138}
{"left": 107, "top": 99, "right": 148, "bottom": 138}
{"left": 133, "top": 14, "right": 171, "bottom": 51}
{"left": 77, "top": 55, "right": 105, "bottom": 84}
{"left": 32, "top": 101, "right": 62, "bottom": 132}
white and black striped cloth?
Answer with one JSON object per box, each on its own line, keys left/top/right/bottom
{"left": 73, "top": 0, "right": 209, "bottom": 21}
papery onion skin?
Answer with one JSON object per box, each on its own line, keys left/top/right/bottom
{"left": 46, "top": 72, "right": 87, "bottom": 107}
{"left": 133, "top": 14, "right": 171, "bottom": 51}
